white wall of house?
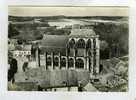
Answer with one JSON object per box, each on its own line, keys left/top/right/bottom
{"left": 13, "top": 50, "right": 31, "bottom": 57}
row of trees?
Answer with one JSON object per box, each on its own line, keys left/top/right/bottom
{"left": 43, "top": 27, "right": 71, "bottom": 35}
{"left": 8, "top": 22, "right": 69, "bottom": 39}
{"left": 8, "top": 23, "right": 44, "bottom": 40}
{"left": 8, "top": 23, "right": 20, "bottom": 38}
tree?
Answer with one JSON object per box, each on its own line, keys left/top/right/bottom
{"left": 8, "top": 58, "right": 18, "bottom": 83}
{"left": 33, "top": 30, "right": 43, "bottom": 40}
{"left": 100, "top": 40, "right": 109, "bottom": 51}
{"left": 94, "top": 23, "right": 128, "bottom": 58}
{"left": 8, "top": 23, "right": 20, "bottom": 38}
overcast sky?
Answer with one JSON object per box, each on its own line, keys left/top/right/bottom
{"left": 8, "top": 6, "right": 128, "bottom": 16}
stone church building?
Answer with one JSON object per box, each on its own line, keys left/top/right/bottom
{"left": 34, "top": 24, "right": 100, "bottom": 75}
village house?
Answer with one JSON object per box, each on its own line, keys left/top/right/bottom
{"left": 99, "top": 57, "right": 128, "bottom": 86}
{"left": 8, "top": 39, "right": 18, "bottom": 51}
{"left": 13, "top": 45, "right": 32, "bottom": 58}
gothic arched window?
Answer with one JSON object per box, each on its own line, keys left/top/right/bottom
{"left": 47, "top": 57, "right": 51, "bottom": 66}
{"left": 61, "top": 58, "right": 66, "bottom": 68}
{"left": 69, "top": 39, "right": 75, "bottom": 48}
{"left": 54, "top": 57, "right": 59, "bottom": 66}
{"left": 75, "top": 58, "right": 84, "bottom": 69}
{"left": 93, "top": 39, "right": 96, "bottom": 48}
{"left": 68, "top": 58, "right": 74, "bottom": 68}
{"left": 86, "top": 39, "right": 92, "bottom": 49}
{"left": 88, "top": 49, "right": 92, "bottom": 56}
{"left": 76, "top": 39, "right": 85, "bottom": 48}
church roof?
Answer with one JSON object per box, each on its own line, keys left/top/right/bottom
{"left": 70, "top": 29, "right": 96, "bottom": 36}
{"left": 40, "top": 35, "right": 68, "bottom": 48}
{"left": 39, "top": 35, "right": 68, "bottom": 54}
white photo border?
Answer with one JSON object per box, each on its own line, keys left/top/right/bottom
{"left": 1, "top": 0, "right": 136, "bottom": 100}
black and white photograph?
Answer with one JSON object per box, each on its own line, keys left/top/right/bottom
{"left": 8, "top": 6, "right": 128, "bottom": 92}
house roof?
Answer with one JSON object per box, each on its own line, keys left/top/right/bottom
{"left": 23, "top": 45, "right": 32, "bottom": 51}
{"left": 8, "top": 45, "right": 15, "bottom": 51}
{"left": 84, "top": 83, "right": 98, "bottom": 92}
{"left": 102, "top": 57, "right": 121, "bottom": 69}
{"left": 15, "top": 45, "right": 32, "bottom": 51}
{"left": 109, "top": 57, "right": 120, "bottom": 68}
{"left": 100, "top": 57, "right": 126, "bottom": 75}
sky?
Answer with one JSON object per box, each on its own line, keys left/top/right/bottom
{"left": 8, "top": 6, "right": 128, "bottom": 16}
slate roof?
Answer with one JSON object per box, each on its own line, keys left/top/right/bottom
{"left": 109, "top": 57, "right": 120, "bottom": 68}
{"left": 23, "top": 45, "right": 32, "bottom": 51}
{"left": 8, "top": 44, "right": 15, "bottom": 51}
{"left": 101, "top": 57, "right": 121, "bottom": 69}
{"left": 84, "top": 83, "right": 98, "bottom": 92}
{"left": 39, "top": 35, "right": 68, "bottom": 54}
{"left": 15, "top": 45, "right": 32, "bottom": 51}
